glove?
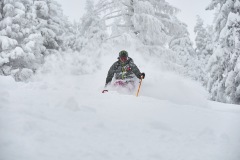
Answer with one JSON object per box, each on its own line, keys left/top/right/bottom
{"left": 138, "top": 72, "right": 145, "bottom": 79}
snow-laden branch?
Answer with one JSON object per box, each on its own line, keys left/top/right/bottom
{"left": 105, "top": 24, "right": 132, "bottom": 28}
{"left": 102, "top": 10, "right": 121, "bottom": 19}
{"left": 95, "top": 2, "right": 114, "bottom": 14}
{"left": 120, "top": 1, "right": 133, "bottom": 9}
{"left": 104, "top": 13, "right": 131, "bottom": 21}
{"left": 105, "top": 34, "right": 122, "bottom": 41}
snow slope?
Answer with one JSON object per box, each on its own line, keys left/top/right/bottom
{"left": 0, "top": 53, "right": 240, "bottom": 160}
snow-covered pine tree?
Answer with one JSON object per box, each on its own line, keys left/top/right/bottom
{"left": 33, "top": 0, "right": 69, "bottom": 52}
{"left": 95, "top": 0, "right": 180, "bottom": 46}
{"left": 169, "top": 34, "right": 197, "bottom": 80}
{"left": 76, "top": 0, "right": 107, "bottom": 51}
{"left": 204, "top": 25, "right": 214, "bottom": 57}
{"left": 0, "top": 0, "right": 72, "bottom": 81}
{"left": 206, "top": 0, "right": 240, "bottom": 104}
{"left": 193, "top": 15, "right": 213, "bottom": 85}
{"left": 62, "top": 20, "right": 79, "bottom": 51}
{"left": 194, "top": 16, "right": 213, "bottom": 58}
{"left": 194, "top": 15, "right": 208, "bottom": 54}
{"left": 0, "top": 0, "right": 30, "bottom": 78}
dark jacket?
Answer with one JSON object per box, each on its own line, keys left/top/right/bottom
{"left": 106, "top": 57, "right": 141, "bottom": 85}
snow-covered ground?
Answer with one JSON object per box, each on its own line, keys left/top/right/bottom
{"left": 1, "top": 52, "right": 240, "bottom": 160}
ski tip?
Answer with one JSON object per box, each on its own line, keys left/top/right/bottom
{"left": 102, "top": 90, "right": 108, "bottom": 93}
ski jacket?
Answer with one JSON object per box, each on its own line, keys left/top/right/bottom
{"left": 106, "top": 57, "right": 141, "bottom": 85}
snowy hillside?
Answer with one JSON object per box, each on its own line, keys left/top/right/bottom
{"left": 1, "top": 52, "right": 240, "bottom": 160}
{"left": 1, "top": 0, "right": 240, "bottom": 159}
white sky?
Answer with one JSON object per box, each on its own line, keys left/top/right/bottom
{"left": 167, "top": 0, "right": 214, "bottom": 42}
{"left": 57, "top": 0, "right": 214, "bottom": 42}
{"left": 57, "top": 0, "right": 86, "bottom": 22}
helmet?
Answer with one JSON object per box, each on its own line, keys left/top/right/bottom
{"left": 119, "top": 50, "right": 128, "bottom": 62}
{"left": 119, "top": 50, "right": 128, "bottom": 58}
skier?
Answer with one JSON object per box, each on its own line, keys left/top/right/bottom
{"left": 104, "top": 50, "right": 145, "bottom": 90}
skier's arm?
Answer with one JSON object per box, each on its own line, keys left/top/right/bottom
{"left": 106, "top": 63, "right": 116, "bottom": 85}
{"left": 129, "top": 62, "right": 143, "bottom": 79}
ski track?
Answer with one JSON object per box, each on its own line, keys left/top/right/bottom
{"left": 0, "top": 70, "right": 240, "bottom": 160}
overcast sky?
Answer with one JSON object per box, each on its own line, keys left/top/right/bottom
{"left": 57, "top": 0, "right": 214, "bottom": 42}
{"left": 167, "top": 0, "right": 214, "bottom": 42}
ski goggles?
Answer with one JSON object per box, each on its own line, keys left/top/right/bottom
{"left": 120, "top": 56, "right": 128, "bottom": 62}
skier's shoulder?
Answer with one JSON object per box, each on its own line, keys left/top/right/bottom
{"left": 113, "top": 60, "right": 120, "bottom": 66}
{"left": 128, "top": 57, "right": 135, "bottom": 64}
{"left": 111, "top": 60, "right": 120, "bottom": 69}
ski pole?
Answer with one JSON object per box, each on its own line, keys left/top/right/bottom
{"left": 136, "top": 76, "right": 143, "bottom": 97}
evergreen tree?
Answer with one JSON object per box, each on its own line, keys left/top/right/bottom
{"left": 206, "top": 0, "right": 240, "bottom": 103}
{"left": 194, "top": 15, "right": 208, "bottom": 53}
{"left": 194, "top": 16, "right": 213, "bottom": 57}
{"left": 34, "top": 0, "right": 68, "bottom": 51}
{"left": 193, "top": 15, "right": 213, "bottom": 85}
{"left": 0, "top": 0, "right": 71, "bottom": 81}
{"left": 76, "top": 0, "right": 107, "bottom": 51}
{"left": 0, "top": 0, "right": 30, "bottom": 77}
{"left": 169, "top": 35, "right": 197, "bottom": 79}
{"left": 95, "top": 0, "right": 181, "bottom": 46}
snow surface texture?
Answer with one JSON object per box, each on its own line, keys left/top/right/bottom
{"left": 1, "top": 52, "right": 240, "bottom": 160}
